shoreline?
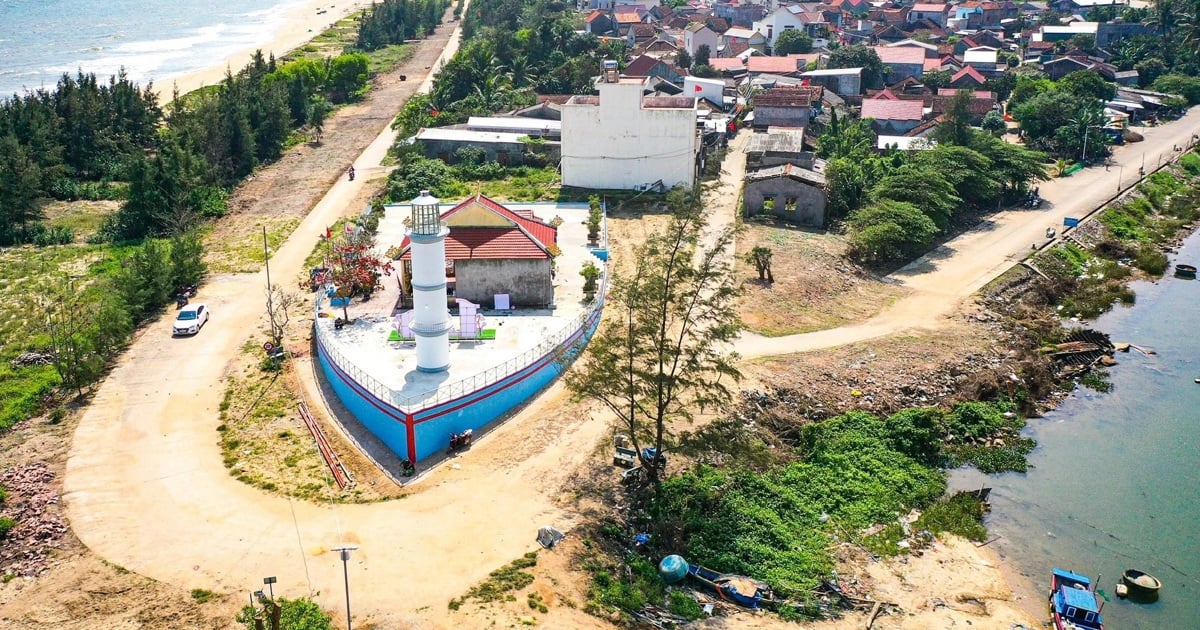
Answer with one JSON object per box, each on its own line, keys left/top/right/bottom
{"left": 152, "top": 0, "right": 372, "bottom": 102}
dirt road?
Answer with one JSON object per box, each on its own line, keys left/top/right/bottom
{"left": 60, "top": 7, "right": 617, "bottom": 628}
{"left": 738, "top": 109, "right": 1200, "bottom": 359}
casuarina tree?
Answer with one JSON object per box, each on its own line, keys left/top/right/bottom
{"left": 565, "top": 190, "right": 743, "bottom": 485}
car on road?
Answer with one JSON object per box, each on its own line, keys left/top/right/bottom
{"left": 173, "top": 304, "right": 210, "bottom": 336}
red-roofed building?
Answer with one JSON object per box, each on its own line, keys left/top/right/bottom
{"left": 747, "top": 54, "right": 811, "bottom": 76}
{"left": 397, "top": 195, "right": 558, "bottom": 307}
{"left": 948, "top": 65, "right": 986, "bottom": 88}
{"left": 860, "top": 98, "right": 926, "bottom": 134}
{"left": 585, "top": 10, "right": 614, "bottom": 35}
{"left": 708, "top": 57, "right": 747, "bottom": 73}
{"left": 874, "top": 45, "right": 927, "bottom": 82}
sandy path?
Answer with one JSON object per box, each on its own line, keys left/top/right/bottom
{"left": 61, "top": 7, "right": 614, "bottom": 628}
{"left": 60, "top": 33, "right": 1199, "bottom": 626}
{"left": 738, "top": 110, "right": 1200, "bottom": 359}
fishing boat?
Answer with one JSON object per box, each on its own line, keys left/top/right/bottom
{"left": 1049, "top": 568, "right": 1104, "bottom": 630}
{"left": 1122, "top": 569, "right": 1162, "bottom": 599}
{"left": 1176, "top": 263, "right": 1198, "bottom": 278}
{"left": 687, "top": 564, "right": 775, "bottom": 609}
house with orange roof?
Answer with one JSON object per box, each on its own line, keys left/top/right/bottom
{"left": 395, "top": 194, "right": 558, "bottom": 307}
{"left": 585, "top": 10, "right": 614, "bottom": 35}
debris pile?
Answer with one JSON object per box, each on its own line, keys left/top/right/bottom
{"left": 1, "top": 462, "right": 68, "bottom": 578}
{"left": 8, "top": 352, "right": 52, "bottom": 368}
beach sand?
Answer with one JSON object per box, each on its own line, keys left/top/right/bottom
{"left": 153, "top": 0, "right": 372, "bottom": 101}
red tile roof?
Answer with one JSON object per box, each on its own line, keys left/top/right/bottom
{"left": 747, "top": 56, "right": 801, "bottom": 74}
{"left": 398, "top": 195, "right": 557, "bottom": 261}
{"left": 950, "top": 65, "right": 986, "bottom": 85}
{"left": 709, "top": 57, "right": 747, "bottom": 71}
{"left": 860, "top": 98, "right": 925, "bottom": 121}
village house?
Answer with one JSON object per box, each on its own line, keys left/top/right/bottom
{"left": 743, "top": 131, "right": 828, "bottom": 227}
{"left": 860, "top": 98, "right": 926, "bottom": 134}
{"left": 622, "top": 54, "right": 684, "bottom": 83}
{"left": 1049, "top": 0, "right": 1128, "bottom": 16}
{"left": 720, "top": 26, "right": 768, "bottom": 55}
{"left": 584, "top": 10, "right": 614, "bottom": 35}
{"left": 747, "top": 54, "right": 816, "bottom": 78}
{"left": 948, "top": 65, "right": 987, "bottom": 89}
{"left": 962, "top": 46, "right": 1002, "bottom": 74}
{"left": 801, "top": 67, "right": 863, "bottom": 96}
{"left": 874, "top": 45, "right": 927, "bottom": 83}
{"left": 684, "top": 22, "right": 721, "bottom": 56}
{"left": 751, "top": 86, "right": 820, "bottom": 130}
{"left": 908, "top": 3, "right": 950, "bottom": 27}
{"left": 560, "top": 62, "right": 698, "bottom": 191}
{"left": 395, "top": 194, "right": 558, "bottom": 308}
{"left": 414, "top": 117, "right": 561, "bottom": 166}
{"left": 712, "top": 0, "right": 766, "bottom": 28}
{"left": 753, "top": 5, "right": 827, "bottom": 52}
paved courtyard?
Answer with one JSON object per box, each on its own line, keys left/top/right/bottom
{"left": 317, "top": 201, "right": 602, "bottom": 409}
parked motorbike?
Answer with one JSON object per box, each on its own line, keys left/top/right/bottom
{"left": 448, "top": 429, "right": 474, "bottom": 453}
{"left": 176, "top": 293, "right": 189, "bottom": 309}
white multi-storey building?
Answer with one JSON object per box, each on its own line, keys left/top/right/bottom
{"left": 560, "top": 62, "right": 698, "bottom": 191}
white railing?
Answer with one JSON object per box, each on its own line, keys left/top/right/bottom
{"left": 315, "top": 272, "right": 606, "bottom": 414}
{"left": 314, "top": 203, "right": 610, "bottom": 414}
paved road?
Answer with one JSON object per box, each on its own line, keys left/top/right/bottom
{"left": 737, "top": 109, "right": 1200, "bottom": 359}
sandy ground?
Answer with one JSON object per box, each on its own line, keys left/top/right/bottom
{"left": 153, "top": 0, "right": 374, "bottom": 101}
{"left": 6, "top": 9, "right": 1200, "bottom": 626}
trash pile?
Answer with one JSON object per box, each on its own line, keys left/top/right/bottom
{"left": 1, "top": 462, "right": 68, "bottom": 578}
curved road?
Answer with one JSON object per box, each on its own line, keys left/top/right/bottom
{"left": 63, "top": 57, "right": 1199, "bottom": 627}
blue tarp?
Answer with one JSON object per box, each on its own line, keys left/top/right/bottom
{"left": 1060, "top": 585, "right": 1101, "bottom": 612}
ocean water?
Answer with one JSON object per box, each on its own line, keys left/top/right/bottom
{"left": 0, "top": 0, "right": 310, "bottom": 97}
{"left": 954, "top": 229, "right": 1200, "bottom": 629}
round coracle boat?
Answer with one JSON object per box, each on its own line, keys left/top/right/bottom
{"left": 1122, "top": 569, "right": 1162, "bottom": 597}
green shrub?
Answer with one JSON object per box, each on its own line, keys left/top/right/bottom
{"left": 1180, "top": 152, "right": 1200, "bottom": 177}
{"left": 1134, "top": 246, "right": 1168, "bottom": 275}
{"left": 0, "top": 484, "right": 7, "bottom": 504}
{"left": 0, "top": 516, "right": 16, "bottom": 539}
{"left": 191, "top": 588, "right": 218, "bottom": 603}
{"left": 667, "top": 590, "right": 705, "bottom": 620}
{"left": 914, "top": 492, "right": 988, "bottom": 542}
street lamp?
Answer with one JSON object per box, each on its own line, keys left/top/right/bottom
{"left": 332, "top": 545, "right": 358, "bottom": 630}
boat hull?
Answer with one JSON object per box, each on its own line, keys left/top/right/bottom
{"left": 1049, "top": 568, "right": 1104, "bottom": 630}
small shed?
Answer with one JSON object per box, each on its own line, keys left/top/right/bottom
{"left": 743, "top": 162, "right": 828, "bottom": 227}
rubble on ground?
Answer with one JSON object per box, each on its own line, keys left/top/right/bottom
{"left": 1, "top": 462, "right": 68, "bottom": 578}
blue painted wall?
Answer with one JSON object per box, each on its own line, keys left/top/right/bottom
{"left": 316, "top": 340, "right": 412, "bottom": 459}
{"left": 314, "top": 305, "right": 603, "bottom": 463}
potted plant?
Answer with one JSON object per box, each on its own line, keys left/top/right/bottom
{"left": 580, "top": 260, "right": 601, "bottom": 300}
{"left": 587, "top": 195, "right": 602, "bottom": 245}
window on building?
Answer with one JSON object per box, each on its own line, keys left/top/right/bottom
{"left": 785, "top": 196, "right": 798, "bottom": 212}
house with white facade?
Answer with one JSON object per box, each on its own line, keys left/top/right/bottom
{"left": 684, "top": 22, "right": 720, "bottom": 56}
{"left": 561, "top": 62, "right": 698, "bottom": 191}
{"left": 753, "top": 5, "right": 827, "bottom": 51}
{"left": 907, "top": 3, "right": 950, "bottom": 27}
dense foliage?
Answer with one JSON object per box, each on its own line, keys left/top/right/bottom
{"left": 818, "top": 110, "right": 1047, "bottom": 265}
{"left": 356, "top": 0, "right": 448, "bottom": 50}
{"left": 236, "top": 596, "right": 333, "bottom": 630}
{"left": 391, "top": 0, "right": 624, "bottom": 137}
{"left": 0, "top": 71, "right": 161, "bottom": 243}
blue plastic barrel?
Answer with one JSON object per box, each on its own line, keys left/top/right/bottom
{"left": 658, "top": 555, "right": 689, "bottom": 584}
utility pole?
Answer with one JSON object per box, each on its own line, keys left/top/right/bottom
{"left": 332, "top": 545, "right": 358, "bottom": 630}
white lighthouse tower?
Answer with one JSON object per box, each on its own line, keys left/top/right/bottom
{"left": 407, "top": 191, "right": 451, "bottom": 372}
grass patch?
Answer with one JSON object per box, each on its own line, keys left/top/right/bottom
{"left": 205, "top": 217, "right": 300, "bottom": 274}
{"left": 190, "top": 588, "right": 219, "bottom": 603}
{"left": 449, "top": 552, "right": 538, "bottom": 609}
{"left": 367, "top": 43, "right": 416, "bottom": 75}
{"left": 914, "top": 491, "right": 988, "bottom": 542}
{"left": 0, "top": 516, "right": 16, "bottom": 539}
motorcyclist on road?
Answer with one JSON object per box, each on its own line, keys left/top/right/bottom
{"left": 348, "top": 165, "right": 355, "bottom": 181}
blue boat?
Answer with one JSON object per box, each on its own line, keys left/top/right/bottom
{"left": 687, "top": 564, "right": 775, "bottom": 609}
{"left": 1049, "top": 568, "right": 1104, "bottom": 630}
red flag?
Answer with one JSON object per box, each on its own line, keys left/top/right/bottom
{"left": 802, "top": 78, "right": 810, "bottom": 86}
{"left": 694, "top": 84, "right": 703, "bottom": 92}
{"left": 431, "top": 108, "right": 439, "bottom": 117}
{"left": 325, "top": 226, "right": 332, "bottom": 239}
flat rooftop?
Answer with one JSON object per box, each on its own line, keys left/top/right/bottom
{"left": 317, "top": 201, "right": 602, "bottom": 411}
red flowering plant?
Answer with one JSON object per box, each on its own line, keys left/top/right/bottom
{"left": 328, "top": 229, "right": 394, "bottom": 321}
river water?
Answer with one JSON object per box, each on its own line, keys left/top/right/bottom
{"left": 953, "top": 229, "right": 1200, "bottom": 628}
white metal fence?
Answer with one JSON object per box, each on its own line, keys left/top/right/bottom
{"left": 314, "top": 272, "right": 606, "bottom": 413}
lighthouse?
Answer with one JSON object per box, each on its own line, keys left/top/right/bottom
{"left": 407, "top": 191, "right": 451, "bottom": 372}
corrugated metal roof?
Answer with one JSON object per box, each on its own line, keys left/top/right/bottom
{"left": 874, "top": 45, "right": 926, "bottom": 65}
{"left": 415, "top": 128, "right": 531, "bottom": 143}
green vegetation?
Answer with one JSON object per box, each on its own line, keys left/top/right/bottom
{"left": 356, "top": 0, "right": 448, "bottom": 50}
{"left": 236, "top": 596, "right": 333, "bottom": 630}
{"left": 190, "top": 588, "right": 218, "bottom": 603}
{"left": 1036, "top": 159, "right": 1200, "bottom": 321}
{"left": 384, "top": 146, "right": 560, "bottom": 203}
{"left": 449, "top": 552, "right": 538, "bottom": 609}
{"left": 581, "top": 403, "right": 1018, "bottom": 620}
{"left": 0, "top": 516, "right": 16, "bottom": 539}
{"left": 914, "top": 491, "right": 990, "bottom": 542}
{"left": 819, "top": 109, "right": 1047, "bottom": 267}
